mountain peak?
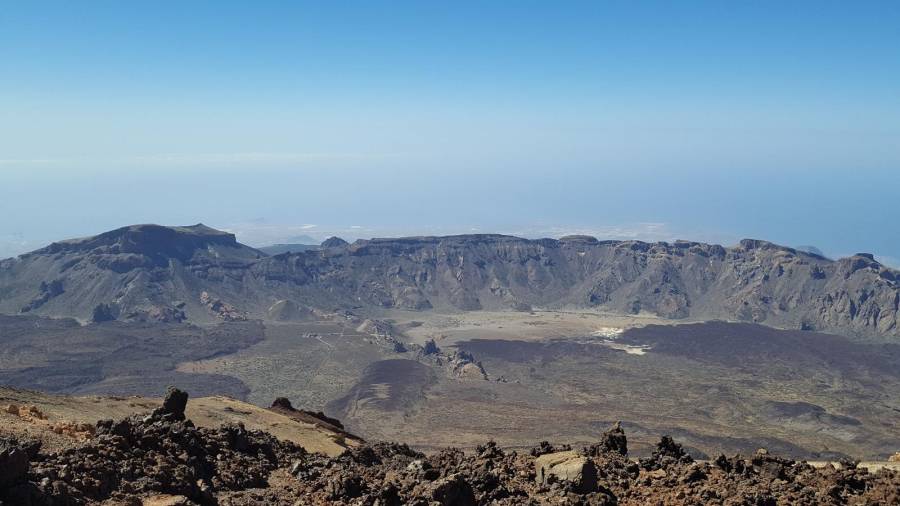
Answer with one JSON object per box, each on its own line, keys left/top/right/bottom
{"left": 28, "top": 223, "right": 248, "bottom": 262}
{"left": 321, "top": 236, "right": 349, "bottom": 248}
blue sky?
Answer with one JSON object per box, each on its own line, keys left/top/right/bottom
{"left": 1, "top": 1, "right": 899, "bottom": 264}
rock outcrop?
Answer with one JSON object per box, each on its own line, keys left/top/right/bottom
{"left": 639, "top": 435, "right": 695, "bottom": 471}
{"left": 353, "top": 318, "right": 409, "bottom": 352}
{"left": 269, "top": 397, "right": 355, "bottom": 436}
{"left": 534, "top": 450, "right": 599, "bottom": 493}
{"left": 411, "top": 341, "right": 490, "bottom": 380}
{"left": 0, "top": 438, "right": 30, "bottom": 490}
{"left": 154, "top": 386, "right": 189, "bottom": 420}
{"left": 584, "top": 421, "right": 628, "bottom": 457}
{"left": 199, "top": 291, "right": 247, "bottom": 322}
{"left": 447, "top": 350, "right": 489, "bottom": 380}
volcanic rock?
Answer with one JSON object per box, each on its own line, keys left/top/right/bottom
{"left": 428, "top": 474, "right": 476, "bottom": 505}
{"left": 530, "top": 441, "right": 572, "bottom": 457}
{"left": 0, "top": 439, "right": 29, "bottom": 489}
{"left": 270, "top": 397, "right": 346, "bottom": 431}
{"left": 583, "top": 421, "right": 628, "bottom": 457}
{"left": 200, "top": 291, "right": 247, "bottom": 322}
{"left": 447, "top": 350, "right": 488, "bottom": 380}
{"left": 534, "top": 450, "right": 599, "bottom": 493}
{"left": 24, "top": 392, "right": 302, "bottom": 504}
{"left": 153, "top": 386, "right": 188, "bottom": 420}
{"left": 3, "top": 402, "right": 899, "bottom": 505}
{"left": 640, "top": 435, "right": 694, "bottom": 471}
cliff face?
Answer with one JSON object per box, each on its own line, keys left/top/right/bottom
{"left": 0, "top": 224, "right": 265, "bottom": 323}
{"left": 1, "top": 226, "right": 897, "bottom": 338}
{"left": 271, "top": 235, "right": 897, "bottom": 337}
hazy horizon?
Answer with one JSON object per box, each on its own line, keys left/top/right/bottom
{"left": 1, "top": 216, "right": 896, "bottom": 269}
{"left": 2, "top": 2, "right": 899, "bottom": 265}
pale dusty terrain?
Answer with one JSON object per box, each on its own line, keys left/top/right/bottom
{"left": 381, "top": 309, "right": 675, "bottom": 346}
{"left": 0, "top": 387, "right": 354, "bottom": 456}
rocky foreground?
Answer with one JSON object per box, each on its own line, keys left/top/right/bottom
{"left": 1, "top": 389, "right": 898, "bottom": 506}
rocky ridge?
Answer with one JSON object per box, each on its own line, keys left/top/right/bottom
{"left": 1, "top": 225, "right": 898, "bottom": 339}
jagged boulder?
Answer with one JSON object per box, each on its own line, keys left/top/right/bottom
{"left": 152, "top": 386, "right": 188, "bottom": 420}
{"left": 271, "top": 397, "right": 294, "bottom": 410}
{"left": 584, "top": 421, "right": 628, "bottom": 457}
{"left": 640, "top": 435, "right": 694, "bottom": 470}
{"left": 0, "top": 439, "right": 29, "bottom": 489}
{"left": 428, "top": 473, "right": 476, "bottom": 506}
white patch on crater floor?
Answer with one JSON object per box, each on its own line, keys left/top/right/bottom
{"left": 592, "top": 327, "right": 625, "bottom": 339}
{"left": 591, "top": 326, "right": 650, "bottom": 355}
{"left": 600, "top": 342, "right": 650, "bottom": 355}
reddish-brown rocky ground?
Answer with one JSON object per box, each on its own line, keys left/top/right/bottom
{"left": 1, "top": 389, "right": 898, "bottom": 505}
